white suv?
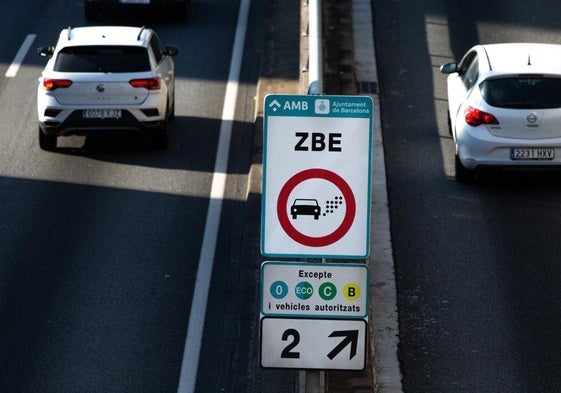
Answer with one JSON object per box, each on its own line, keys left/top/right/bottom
{"left": 37, "top": 25, "right": 178, "bottom": 150}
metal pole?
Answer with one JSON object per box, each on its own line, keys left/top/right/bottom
{"left": 305, "top": 0, "right": 324, "bottom": 391}
{"left": 304, "top": 369, "right": 325, "bottom": 393}
{"left": 307, "top": 0, "right": 322, "bottom": 95}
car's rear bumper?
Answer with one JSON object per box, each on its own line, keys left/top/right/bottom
{"left": 39, "top": 110, "right": 165, "bottom": 137}
{"left": 457, "top": 125, "right": 561, "bottom": 170}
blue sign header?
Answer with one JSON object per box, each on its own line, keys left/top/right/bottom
{"left": 265, "top": 94, "right": 373, "bottom": 118}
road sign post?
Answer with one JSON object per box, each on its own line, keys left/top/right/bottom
{"left": 259, "top": 94, "right": 373, "bottom": 372}
{"left": 261, "top": 94, "right": 373, "bottom": 259}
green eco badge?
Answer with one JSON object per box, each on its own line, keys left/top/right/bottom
{"left": 295, "top": 281, "right": 313, "bottom": 300}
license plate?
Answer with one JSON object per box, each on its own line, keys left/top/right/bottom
{"left": 83, "top": 109, "right": 122, "bottom": 119}
{"left": 511, "top": 147, "right": 555, "bottom": 160}
{"left": 119, "top": 0, "right": 150, "bottom": 3}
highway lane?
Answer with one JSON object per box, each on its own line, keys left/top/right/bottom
{"left": 374, "top": 0, "right": 561, "bottom": 391}
{"left": 0, "top": 1, "right": 264, "bottom": 392}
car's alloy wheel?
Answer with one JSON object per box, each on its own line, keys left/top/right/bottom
{"left": 38, "top": 127, "right": 57, "bottom": 151}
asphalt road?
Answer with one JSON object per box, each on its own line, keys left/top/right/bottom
{"left": 374, "top": 0, "right": 561, "bottom": 391}
{"left": 0, "top": 1, "right": 270, "bottom": 392}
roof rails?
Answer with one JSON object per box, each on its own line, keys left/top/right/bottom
{"left": 137, "top": 26, "right": 148, "bottom": 41}
{"left": 64, "top": 25, "right": 149, "bottom": 42}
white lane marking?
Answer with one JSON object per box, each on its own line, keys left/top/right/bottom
{"left": 5, "top": 34, "right": 36, "bottom": 78}
{"left": 176, "top": 1, "right": 250, "bottom": 392}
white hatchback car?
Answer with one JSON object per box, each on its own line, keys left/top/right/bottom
{"left": 441, "top": 43, "right": 561, "bottom": 182}
{"left": 37, "top": 25, "right": 178, "bottom": 150}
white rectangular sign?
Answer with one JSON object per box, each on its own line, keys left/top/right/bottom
{"left": 261, "top": 95, "right": 373, "bottom": 259}
{"left": 260, "top": 261, "right": 368, "bottom": 319}
{"left": 260, "top": 317, "right": 367, "bottom": 370}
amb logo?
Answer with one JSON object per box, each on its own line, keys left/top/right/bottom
{"left": 268, "top": 97, "right": 331, "bottom": 115}
{"left": 283, "top": 100, "right": 309, "bottom": 111}
{"left": 268, "top": 99, "right": 308, "bottom": 112}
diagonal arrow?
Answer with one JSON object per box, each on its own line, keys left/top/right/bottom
{"left": 327, "top": 330, "right": 359, "bottom": 360}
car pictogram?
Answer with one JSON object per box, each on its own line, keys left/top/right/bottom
{"left": 291, "top": 198, "right": 321, "bottom": 220}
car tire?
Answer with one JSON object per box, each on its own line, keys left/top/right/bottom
{"left": 447, "top": 111, "right": 453, "bottom": 136}
{"left": 39, "top": 128, "right": 57, "bottom": 151}
{"left": 455, "top": 152, "right": 474, "bottom": 183}
{"left": 152, "top": 107, "right": 169, "bottom": 150}
{"left": 169, "top": 92, "right": 175, "bottom": 122}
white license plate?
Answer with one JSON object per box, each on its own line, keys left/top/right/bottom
{"left": 511, "top": 147, "right": 555, "bottom": 160}
{"left": 119, "top": 0, "right": 150, "bottom": 3}
{"left": 83, "top": 109, "right": 122, "bottom": 119}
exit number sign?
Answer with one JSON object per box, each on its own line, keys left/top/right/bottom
{"left": 260, "top": 317, "right": 367, "bottom": 370}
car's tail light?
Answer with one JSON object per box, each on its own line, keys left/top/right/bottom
{"left": 464, "top": 105, "right": 499, "bottom": 126}
{"left": 43, "top": 78, "right": 72, "bottom": 91}
{"left": 129, "top": 77, "right": 161, "bottom": 90}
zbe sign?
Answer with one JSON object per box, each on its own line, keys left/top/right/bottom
{"left": 261, "top": 94, "right": 373, "bottom": 258}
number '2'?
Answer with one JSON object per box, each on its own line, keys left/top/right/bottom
{"left": 281, "top": 329, "right": 300, "bottom": 359}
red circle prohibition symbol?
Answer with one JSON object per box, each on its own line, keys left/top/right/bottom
{"left": 277, "top": 168, "right": 356, "bottom": 247}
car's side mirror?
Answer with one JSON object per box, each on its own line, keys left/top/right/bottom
{"left": 164, "top": 45, "right": 179, "bottom": 57}
{"left": 37, "top": 45, "right": 55, "bottom": 57}
{"left": 440, "top": 62, "right": 458, "bottom": 74}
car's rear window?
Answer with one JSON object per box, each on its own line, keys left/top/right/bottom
{"left": 54, "top": 46, "right": 150, "bottom": 73}
{"left": 480, "top": 77, "right": 561, "bottom": 109}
